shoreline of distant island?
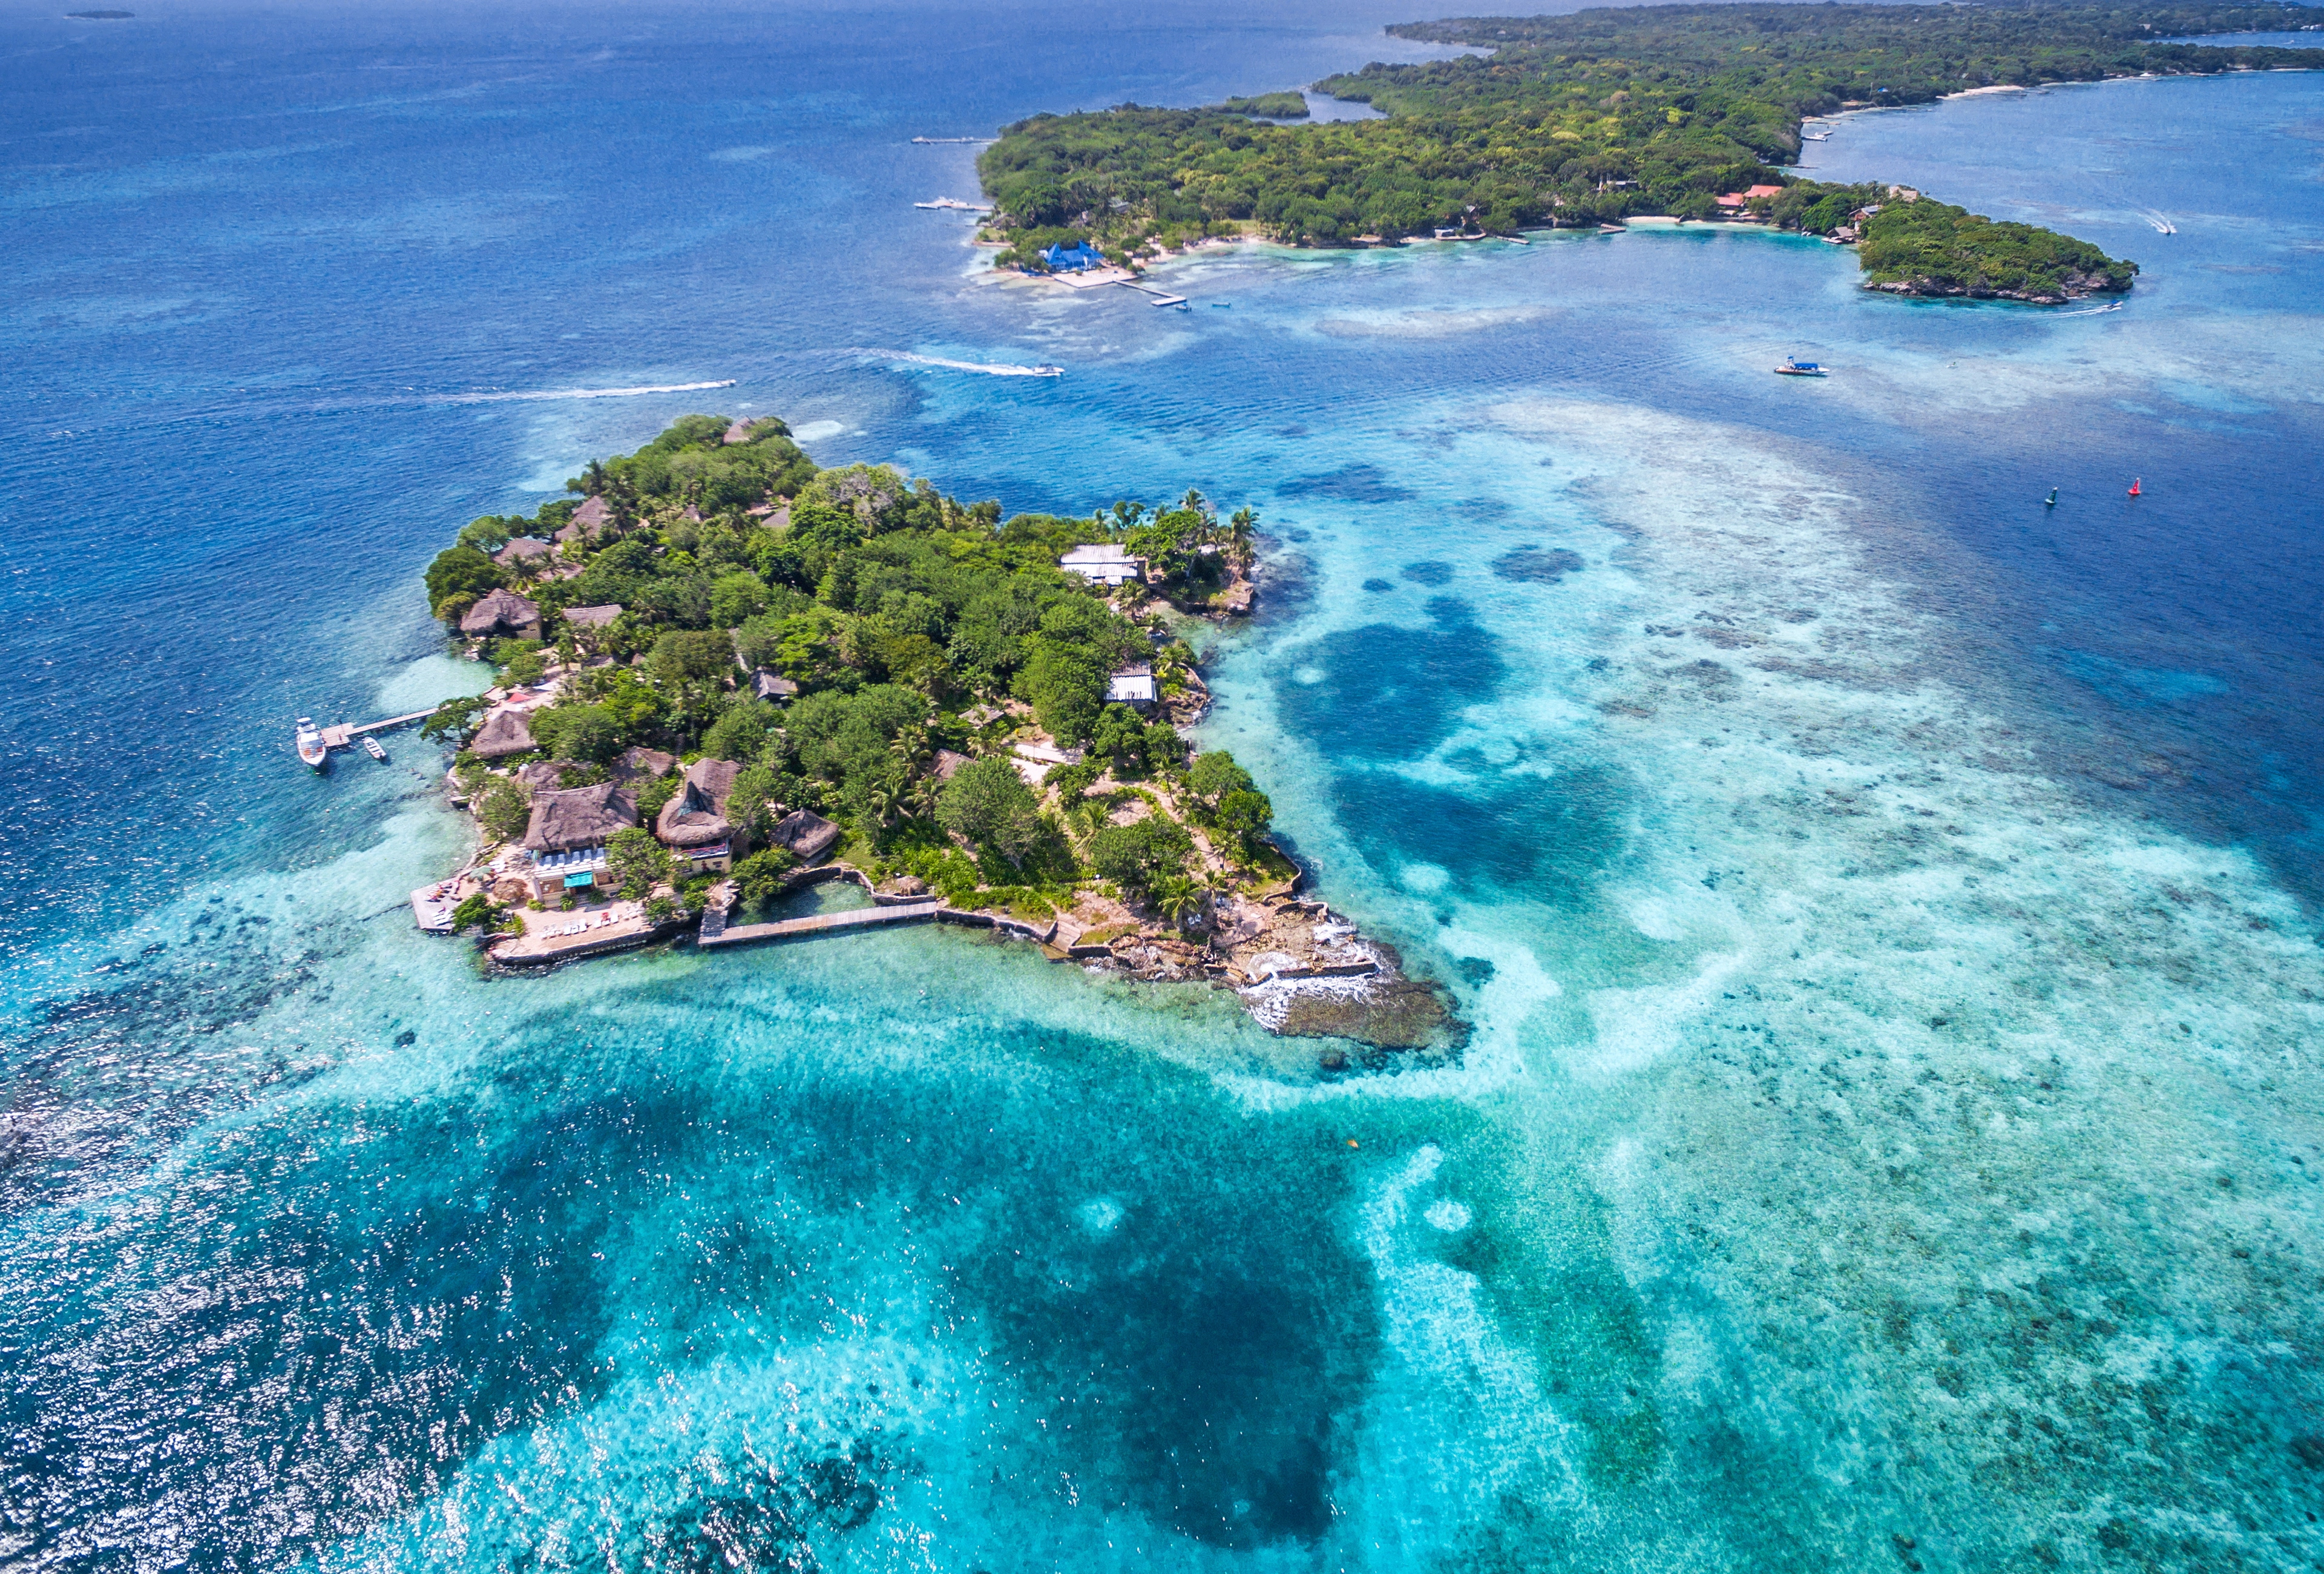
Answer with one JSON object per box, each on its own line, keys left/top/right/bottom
{"left": 968, "top": 1, "right": 2324, "bottom": 305}
{"left": 405, "top": 414, "right": 1463, "bottom": 1066}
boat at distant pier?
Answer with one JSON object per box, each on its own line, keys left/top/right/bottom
{"left": 295, "top": 717, "right": 327, "bottom": 770}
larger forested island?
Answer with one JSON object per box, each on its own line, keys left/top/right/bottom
{"left": 418, "top": 415, "right": 1457, "bottom": 1058}
{"left": 977, "top": 0, "right": 2324, "bottom": 301}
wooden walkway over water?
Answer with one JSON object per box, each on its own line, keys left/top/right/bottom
{"left": 697, "top": 899, "right": 941, "bottom": 949}
{"left": 318, "top": 708, "right": 442, "bottom": 749}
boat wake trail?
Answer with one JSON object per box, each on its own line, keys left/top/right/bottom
{"left": 435, "top": 379, "right": 738, "bottom": 404}
{"left": 855, "top": 350, "right": 1062, "bottom": 377}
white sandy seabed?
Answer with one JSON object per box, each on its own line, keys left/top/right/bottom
{"left": 1193, "top": 383, "right": 2324, "bottom": 1567}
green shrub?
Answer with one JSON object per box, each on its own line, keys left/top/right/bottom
{"left": 1085, "top": 814, "right": 1192, "bottom": 894}
{"left": 937, "top": 756, "right": 1045, "bottom": 864}
{"left": 607, "top": 826, "right": 672, "bottom": 899}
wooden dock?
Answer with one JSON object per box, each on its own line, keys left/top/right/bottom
{"left": 318, "top": 708, "right": 443, "bottom": 750}
{"left": 1117, "top": 282, "right": 1190, "bottom": 308}
{"left": 697, "top": 899, "right": 941, "bottom": 949}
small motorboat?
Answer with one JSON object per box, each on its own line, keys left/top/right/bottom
{"left": 1774, "top": 357, "right": 1828, "bottom": 377}
{"left": 295, "top": 717, "right": 327, "bottom": 771}
{"left": 2128, "top": 477, "right": 2142, "bottom": 497}
{"left": 2044, "top": 487, "right": 2060, "bottom": 507}
{"left": 1032, "top": 364, "right": 1065, "bottom": 377}
{"left": 363, "top": 735, "right": 388, "bottom": 762}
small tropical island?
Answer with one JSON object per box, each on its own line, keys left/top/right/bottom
{"left": 414, "top": 415, "right": 1459, "bottom": 1062}
{"left": 977, "top": 0, "right": 2324, "bottom": 302}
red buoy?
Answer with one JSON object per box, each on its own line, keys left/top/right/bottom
{"left": 2129, "top": 477, "right": 2142, "bottom": 497}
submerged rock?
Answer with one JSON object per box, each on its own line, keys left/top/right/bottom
{"left": 1268, "top": 975, "right": 1465, "bottom": 1053}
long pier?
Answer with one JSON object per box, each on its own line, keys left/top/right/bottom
{"left": 1117, "top": 282, "right": 1190, "bottom": 308}
{"left": 698, "top": 899, "right": 942, "bottom": 949}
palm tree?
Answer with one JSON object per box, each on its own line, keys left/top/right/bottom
{"left": 1227, "top": 506, "right": 1257, "bottom": 552}
{"left": 864, "top": 766, "right": 910, "bottom": 831}
{"left": 1179, "top": 487, "right": 1210, "bottom": 520}
{"left": 1154, "top": 643, "right": 1189, "bottom": 691}
{"left": 1154, "top": 874, "right": 1206, "bottom": 930}
{"left": 889, "top": 726, "right": 933, "bottom": 777}
{"left": 905, "top": 771, "right": 940, "bottom": 821}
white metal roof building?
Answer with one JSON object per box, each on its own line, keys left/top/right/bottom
{"left": 1059, "top": 544, "right": 1146, "bottom": 587}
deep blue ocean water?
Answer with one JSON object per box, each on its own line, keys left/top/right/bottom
{"left": 6, "top": 3, "right": 2324, "bottom": 1569}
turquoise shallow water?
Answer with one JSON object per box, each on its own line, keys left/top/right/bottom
{"left": 6, "top": 4, "right": 2324, "bottom": 1568}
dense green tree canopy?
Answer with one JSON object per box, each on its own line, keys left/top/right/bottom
{"left": 979, "top": 1, "right": 2320, "bottom": 283}
{"left": 937, "top": 756, "right": 1048, "bottom": 864}
{"left": 425, "top": 415, "right": 1284, "bottom": 923}
{"left": 1086, "top": 815, "right": 1195, "bottom": 895}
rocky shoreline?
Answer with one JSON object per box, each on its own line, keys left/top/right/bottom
{"left": 1867, "top": 270, "right": 2130, "bottom": 305}
{"left": 475, "top": 850, "right": 1465, "bottom": 1065}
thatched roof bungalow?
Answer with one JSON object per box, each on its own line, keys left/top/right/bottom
{"left": 562, "top": 603, "right": 622, "bottom": 630}
{"left": 752, "top": 668, "right": 799, "bottom": 702}
{"left": 497, "top": 537, "right": 554, "bottom": 564}
{"left": 469, "top": 705, "right": 537, "bottom": 761}
{"left": 460, "top": 588, "right": 542, "bottom": 640}
{"left": 523, "top": 783, "right": 638, "bottom": 854}
{"left": 770, "top": 809, "right": 841, "bottom": 864}
{"left": 556, "top": 495, "right": 612, "bottom": 543}
{"left": 611, "top": 745, "right": 674, "bottom": 785}
{"left": 655, "top": 757, "right": 741, "bottom": 849}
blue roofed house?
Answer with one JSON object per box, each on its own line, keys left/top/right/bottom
{"left": 1040, "top": 240, "right": 1106, "bottom": 273}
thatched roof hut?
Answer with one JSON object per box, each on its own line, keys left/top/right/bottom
{"left": 724, "top": 417, "right": 784, "bottom": 445}
{"left": 611, "top": 745, "right": 674, "bottom": 785}
{"left": 770, "top": 809, "right": 840, "bottom": 864}
{"left": 515, "top": 759, "right": 571, "bottom": 789}
{"left": 460, "top": 588, "right": 541, "bottom": 640}
{"left": 562, "top": 603, "right": 622, "bottom": 630}
{"left": 524, "top": 783, "right": 638, "bottom": 854}
{"left": 655, "top": 757, "right": 742, "bottom": 849}
{"left": 469, "top": 705, "right": 537, "bottom": 760}
{"left": 498, "top": 537, "right": 554, "bottom": 563}
{"left": 751, "top": 668, "right": 799, "bottom": 702}
{"left": 557, "top": 495, "right": 612, "bottom": 543}
{"left": 934, "top": 749, "right": 972, "bottom": 781}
